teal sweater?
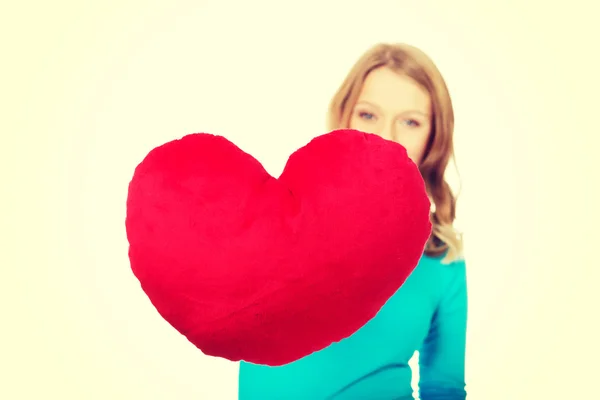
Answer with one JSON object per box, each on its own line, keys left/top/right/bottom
{"left": 238, "top": 254, "right": 468, "bottom": 400}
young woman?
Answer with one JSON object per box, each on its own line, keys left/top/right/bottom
{"left": 238, "top": 43, "right": 468, "bottom": 400}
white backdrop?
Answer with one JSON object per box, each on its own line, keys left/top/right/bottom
{"left": 3, "top": 0, "right": 599, "bottom": 399}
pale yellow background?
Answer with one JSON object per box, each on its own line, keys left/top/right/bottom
{"left": 2, "top": 0, "right": 598, "bottom": 399}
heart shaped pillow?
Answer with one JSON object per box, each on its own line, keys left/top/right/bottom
{"left": 125, "top": 129, "right": 431, "bottom": 366}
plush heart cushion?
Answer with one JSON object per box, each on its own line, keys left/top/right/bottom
{"left": 125, "top": 129, "right": 431, "bottom": 366}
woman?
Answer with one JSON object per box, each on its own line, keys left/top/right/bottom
{"left": 238, "top": 43, "right": 468, "bottom": 400}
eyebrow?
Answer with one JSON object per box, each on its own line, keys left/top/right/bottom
{"left": 355, "top": 101, "right": 430, "bottom": 118}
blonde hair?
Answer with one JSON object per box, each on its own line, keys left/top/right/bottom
{"left": 327, "top": 43, "right": 463, "bottom": 263}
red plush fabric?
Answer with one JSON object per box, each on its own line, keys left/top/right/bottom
{"left": 125, "top": 129, "right": 431, "bottom": 366}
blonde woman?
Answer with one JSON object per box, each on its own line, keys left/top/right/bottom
{"left": 238, "top": 43, "right": 468, "bottom": 400}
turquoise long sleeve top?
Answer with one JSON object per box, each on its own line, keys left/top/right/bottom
{"left": 238, "top": 254, "right": 468, "bottom": 400}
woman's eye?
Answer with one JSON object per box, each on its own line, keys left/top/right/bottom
{"left": 401, "top": 119, "right": 420, "bottom": 127}
{"left": 359, "top": 112, "right": 376, "bottom": 121}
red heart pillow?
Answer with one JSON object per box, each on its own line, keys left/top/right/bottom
{"left": 126, "top": 129, "right": 431, "bottom": 366}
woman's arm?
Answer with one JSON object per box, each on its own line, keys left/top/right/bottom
{"left": 418, "top": 258, "right": 468, "bottom": 400}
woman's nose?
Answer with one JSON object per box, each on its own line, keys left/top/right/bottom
{"left": 378, "top": 123, "right": 394, "bottom": 141}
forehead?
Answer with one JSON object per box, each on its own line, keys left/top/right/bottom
{"left": 357, "top": 67, "right": 430, "bottom": 114}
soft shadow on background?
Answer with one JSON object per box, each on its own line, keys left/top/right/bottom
{"left": 2, "top": 0, "right": 598, "bottom": 399}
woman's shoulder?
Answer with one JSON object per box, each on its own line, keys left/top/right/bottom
{"left": 397, "top": 255, "right": 467, "bottom": 327}
{"left": 410, "top": 252, "right": 467, "bottom": 293}
{"left": 419, "top": 251, "right": 466, "bottom": 271}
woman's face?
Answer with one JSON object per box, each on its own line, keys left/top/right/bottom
{"left": 349, "top": 67, "right": 432, "bottom": 165}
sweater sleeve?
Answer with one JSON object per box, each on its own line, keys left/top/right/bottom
{"left": 418, "top": 258, "right": 468, "bottom": 400}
